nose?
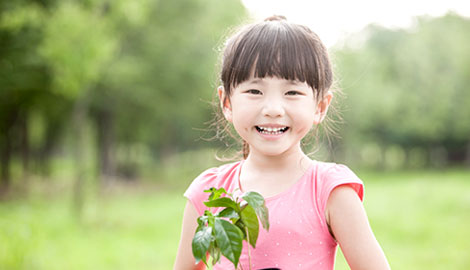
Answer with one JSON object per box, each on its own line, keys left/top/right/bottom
{"left": 261, "top": 97, "right": 285, "bottom": 118}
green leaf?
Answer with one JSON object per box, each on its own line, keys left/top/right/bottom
{"left": 234, "top": 219, "right": 246, "bottom": 238}
{"left": 213, "top": 218, "right": 243, "bottom": 268}
{"left": 242, "top": 191, "right": 270, "bottom": 230}
{"left": 203, "top": 210, "right": 215, "bottom": 218}
{"left": 192, "top": 226, "right": 212, "bottom": 264}
{"left": 204, "top": 187, "right": 227, "bottom": 200}
{"left": 208, "top": 243, "right": 221, "bottom": 266}
{"left": 204, "top": 197, "right": 239, "bottom": 211}
{"left": 201, "top": 210, "right": 215, "bottom": 227}
{"left": 257, "top": 204, "right": 270, "bottom": 231}
{"left": 216, "top": 207, "right": 239, "bottom": 220}
{"left": 197, "top": 215, "right": 208, "bottom": 227}
{"left": 240, "top": 204, "right": 259, "bottom": 248}
{"left": 241, "top": 191, "right": 264, "bottom": 208}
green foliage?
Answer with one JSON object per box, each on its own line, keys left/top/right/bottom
{"left": 119, "top": 0, "right": 246, "bottom": 152}
{"left": 0, "top": 2, "right": 44, "bottom": 31}
{"left": 333, "top": 12, "right": 470, "bottom": 167}
{"left": 192, "top": 187, "right": 270, "bottom": 268}
{"left": 212, "top": 218, "right": 244, "bottom": 266}
{"left": 242, "top": 191, "right": 270, "bottom": 231}
{"left": 3, "top": 0, "right": 470, "bottom": 194}
{"left": 239, "top": 204, "right": 259, "bottom": 248}
{"left": 0, "top": 0, "right": 247, "bottom": 188}
{"left": 192, "top": 225, "right": 212, "bottom": 263}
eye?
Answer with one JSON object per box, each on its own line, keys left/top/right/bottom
{"left": 245, "top": 89, "right": 262, "bottom": 95}
{"left": 286, "top": 90, "right": 303, "bottom": 96}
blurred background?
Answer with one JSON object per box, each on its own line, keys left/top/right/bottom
{"left": 0, "top": 0, "right": 469, "bottom": 269}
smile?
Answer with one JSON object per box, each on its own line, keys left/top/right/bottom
{"left": 255, "top": 126, "right": 289, "bottom": 135}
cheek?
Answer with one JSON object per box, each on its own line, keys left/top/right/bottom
{"left": 230, "top": 108, "right": 250, "bottom": 131}
{"left": 232, "top": 118, "right": 252, "bottom": 133}
{"left": 292, "top": 108, "right": 316, "bottom": 132}
{"left": 232, "top": 103, "right": 256, "bottom": 120}
{"left": 296, "top": 121, "right": 314, "bottom": 135}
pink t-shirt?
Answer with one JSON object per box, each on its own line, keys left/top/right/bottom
{"left": 184, "top": 160, "right": 364, "bottom": 270}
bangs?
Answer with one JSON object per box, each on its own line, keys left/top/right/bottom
{"left": 221, "top": 21, "right": 332, "bottom": 99}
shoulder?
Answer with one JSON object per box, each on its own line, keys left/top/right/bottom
{"left": 312, "top": 161, "right": 364, "bottom": 212}
{"left": 192, "top": 161, "right": 241, "bottom": 187}
{"left": 315, "top": 161, "right": 359, "bottom": 178}
{"left": 315, "top": 161, "right": 363, "bottom": 187}
{"left": 183, "top": 161, "right": 242, "bottom": 215}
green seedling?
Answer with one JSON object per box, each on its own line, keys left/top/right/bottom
{"left": 192, "top": 187, "right": 270, "bottom": 270}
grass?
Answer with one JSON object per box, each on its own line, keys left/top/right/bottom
{"left": 334, "top": 169, "right": 470, "bottom": 269}
{"left": 1, "top": 167, "right": 470, "bottom": 269}
{"left": 0, "top": 185, "right": 187, "bottom": 270}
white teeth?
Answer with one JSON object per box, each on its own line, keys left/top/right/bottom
{"left": 257, "top": 126, "right": 288, "bottom": 134}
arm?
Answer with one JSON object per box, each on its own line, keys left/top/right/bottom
{"left": 326, "top": 185, "right": 390, "bottom": 270}
{"left": 174, "top": 201, "right": 206, "bottom": 270}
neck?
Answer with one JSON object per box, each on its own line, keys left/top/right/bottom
{"left": 244, "top": 144, "right": 312, "bottom": 173}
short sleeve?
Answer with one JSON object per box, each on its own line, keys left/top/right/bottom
{"left": 316, "top": 163, "right": 364, "bottom": 221}
{"left": 184, "top": 167, "right": 219, "bottom": 216}
{"left": 183, "top": 161, "right": 242, "bottom": 216}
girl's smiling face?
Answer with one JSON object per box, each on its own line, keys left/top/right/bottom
{"left": 219, "top": 75, "right": 332, "bottom": 158}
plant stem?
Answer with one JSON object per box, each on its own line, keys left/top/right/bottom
{"left": 245, "top": 226, "right": 252, "bottom": 270}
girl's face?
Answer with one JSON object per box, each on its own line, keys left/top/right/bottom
{"left": 219, "top": 75, "right": 332, "bottom": 158}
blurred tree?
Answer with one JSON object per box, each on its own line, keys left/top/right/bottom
{"left": 334, "top": 12, "right": 470, "bottom": 168}
{"left": 88, "top": 0, "right": 246, "bottom": 181}
{"left": 0, "top": 0, "right": 247, "bottom": 197}
{"left": 0, "top": 0, "right": 53, "bottom": 192}
{"left": 38, "top": 0, "right": 117, "bottom": 213}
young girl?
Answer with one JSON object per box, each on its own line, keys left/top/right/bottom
{"left": 174, "top": 16, "right": 390, "bottom": 270}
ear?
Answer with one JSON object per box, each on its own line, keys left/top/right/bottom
{"left": 218, "top": 86, "right": 232, "bottom": 122}
{"left": 313, "top": 91, "right": 333, "bottom": 124}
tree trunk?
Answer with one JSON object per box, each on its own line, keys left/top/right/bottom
{"left": 0, "top": 110, "right": 17, "bottom": 195}
{"left": 38, "top": 118, "right": 64, "bottom": 178}
{"left": 95, "top": 108, "right": 115, "bottom": 186}
{"left": 72, "top": 96, "right": 88, "bottom": 219}
{"left": 18, "top": 111, "right": 30, "bottom": 183}
{"left": 465, "top": 143, "right": 470, "bottom": 168}
{"left": 403, "top": 147, "right": 410, "bottom": 169}
{"left": 429, "top": 145, "right": 447, "bottom": 168}
{"left": 0, "top": 135, "right": 12, "bottom": 195}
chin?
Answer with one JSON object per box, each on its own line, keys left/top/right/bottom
{"left": 257, "top": 148, "right": 291, "bottom": 157}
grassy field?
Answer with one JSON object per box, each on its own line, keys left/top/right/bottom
{"left": 1, "top": 168, "right": 469, "bottom": 269}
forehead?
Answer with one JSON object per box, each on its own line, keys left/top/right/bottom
{"left": 241, "top": 75, "right": 308, "bottom": 87}
{"left": 236, "top": 61, "right": 310, "bottom": 87}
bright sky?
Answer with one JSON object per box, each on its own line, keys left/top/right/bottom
{"left": 241, "top": 0, "right": 470, "bottom": 47}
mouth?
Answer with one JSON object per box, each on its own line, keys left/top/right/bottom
{"left": 255, "top": 126, "right": 289, "bottom": 135}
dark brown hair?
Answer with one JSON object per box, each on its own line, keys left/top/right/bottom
{"left": 221, "top": 15, "right": 333, "bottom": 101}
{"left": 216, "top": 15, "right": 335, "bottom": 159}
